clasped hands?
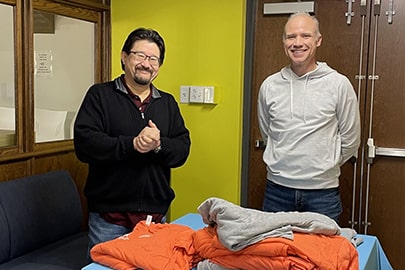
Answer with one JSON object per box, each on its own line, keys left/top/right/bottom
{"left": 133, "top": 120, "right": 161, "bottom": 153}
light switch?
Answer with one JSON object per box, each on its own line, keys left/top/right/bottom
{"left": 179, "top": 86, "right": 190, "bottom": 103}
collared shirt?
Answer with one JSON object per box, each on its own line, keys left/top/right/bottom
{"left": 121, "top": 75, "right": 152, "bottom": 113}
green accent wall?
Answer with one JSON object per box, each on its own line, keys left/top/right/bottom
{"left": 111, "top": 0, "right": 246, "bottom": 220}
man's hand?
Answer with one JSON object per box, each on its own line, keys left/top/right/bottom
{"left": 133, "top": 120, "right": 161, "bottom": 153}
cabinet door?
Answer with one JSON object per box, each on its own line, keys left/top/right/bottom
{"left": 360, "top": 0, "right": 405, "bottom": 268}
{"left": 247, "top": 0, "right": 404, "bottom": 269}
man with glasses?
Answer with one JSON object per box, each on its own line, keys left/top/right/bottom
{"left": 74, "top": 28, "right": 191, "bottom": 260}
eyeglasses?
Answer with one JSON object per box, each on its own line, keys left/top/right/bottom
{"left": 129, "top": 51, "right": 160, "bottom": 67}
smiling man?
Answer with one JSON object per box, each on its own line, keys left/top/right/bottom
{"left": 257, "top": 12, "right": 360, "bottom": 223}
{"left": 283, "top": 12, "right": 322, "bottom": 76}
{"left": 74, "top": 28, "right": 191, "bottom": 261}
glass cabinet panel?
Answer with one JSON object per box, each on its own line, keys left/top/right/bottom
{"left": 33, "top": 10, "right": 95, "bottom": 143}
{"left": 0, "top": 3, "right": 16, "bottom": 148}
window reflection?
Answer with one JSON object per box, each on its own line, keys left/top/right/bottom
{"left": 0, "top": 3, "right": 16, "bottom": 148}
{"left": 34, "top": 11, "right": 94, "bottom": 143}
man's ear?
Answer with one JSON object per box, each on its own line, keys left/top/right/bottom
{"left": 121, "top": 51, "right": 127, "bottom": 63}
{"left": 120, "top": 51, "right": 127, "bottom": 70}
{"left": 316, "top": 35, "right": 323, "bottom": 47}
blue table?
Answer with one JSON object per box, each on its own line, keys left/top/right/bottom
{"left": 82, "top": 213, "right": 393, "bottom": 270}
{"left": 356, "top": 233, "right": 393, "bottom": 270}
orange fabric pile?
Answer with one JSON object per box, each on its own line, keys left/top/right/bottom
{"left": 91, "top": 221, "right": 201, "bottom": 270}
{"left": 91, "top": 221, "right": 359, "bottom": 270}
{"left": 193, "top": 225, "right": 359, "bottom": 270}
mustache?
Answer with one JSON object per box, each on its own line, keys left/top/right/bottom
{"left": 135, "top": 66, "right": 153, "bottom": 74}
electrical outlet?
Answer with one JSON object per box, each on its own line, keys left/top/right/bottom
{"left": 189, "top": 86, "right": 204, "bottom": 103}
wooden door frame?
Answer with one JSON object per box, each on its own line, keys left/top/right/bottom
{"left": 240, "top": 0, "right": 256, "bottom": 207}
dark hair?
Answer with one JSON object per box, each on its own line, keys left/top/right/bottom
{"left": 121, "top": 27, "right": 166, "bottom": 70}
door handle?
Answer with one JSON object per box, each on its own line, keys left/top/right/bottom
{"left": 254, "top": 139, "right": 265, "bottom": 149}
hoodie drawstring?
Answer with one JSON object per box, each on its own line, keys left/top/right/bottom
{"left": 303, "top": 75, "right": 309, "bottom": 123}
{"left": 290, "top": 70, "right": 294, "bottom": 119}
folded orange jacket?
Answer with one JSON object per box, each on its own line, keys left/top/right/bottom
{"left": 91, "top": 221, "right": 202, "bottom": 270}
{"left": 193, "top": 226, "right": 359, "bottom": 270}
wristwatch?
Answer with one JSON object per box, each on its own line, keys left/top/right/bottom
{"left": 154, "top": 145, "right": 162, "bottom": 153}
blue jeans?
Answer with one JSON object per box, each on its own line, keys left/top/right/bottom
{"left": 262, "top": 180, "right": 342, "bottom": 223}
{"left": 87, "top": 212, "right": 133, "bottom": 262}
{"left": 87, "top": 212, "right": 167, "bottom": 262}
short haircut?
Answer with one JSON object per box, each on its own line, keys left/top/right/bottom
{"left": 282, "top": 12, "right": 321, "bottom": 40}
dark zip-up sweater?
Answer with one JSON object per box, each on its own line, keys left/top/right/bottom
{"left": 74, "top": 76, "right": 191, "bottom": 214}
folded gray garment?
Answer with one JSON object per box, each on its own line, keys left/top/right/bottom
{"left": 340, "top": 227, "right": 360, "bottom": 246}
{"left": 197, "top": 260, "right": 233, "bottom": 270}
{"left": 197, "top": 197, "right": 342, "bottom": 251}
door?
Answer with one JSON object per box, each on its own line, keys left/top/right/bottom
{"left": 246, "top": 1, "right": 405, "bottom": 269}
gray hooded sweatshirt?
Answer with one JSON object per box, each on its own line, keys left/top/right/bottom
{"left": 258, "top": 62, "right": 360, "bottom": 189}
